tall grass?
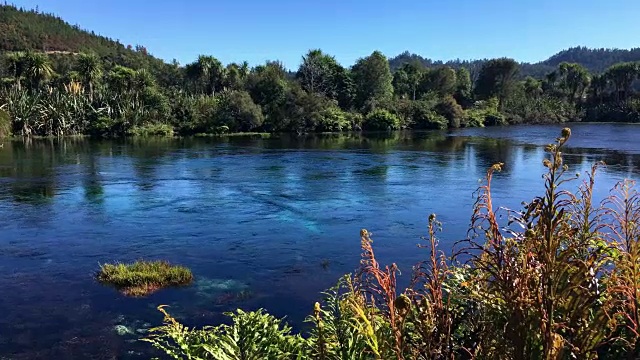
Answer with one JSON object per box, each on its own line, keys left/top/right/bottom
{"left": 144, "top": 128, "right": 640, "bottom": 359}
{"left": 97, "top": 260, "right": 193, "bottom": 297}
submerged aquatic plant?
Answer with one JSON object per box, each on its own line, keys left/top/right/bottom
{"left": 97, "top": 260, "right": 193, "bottom": 297}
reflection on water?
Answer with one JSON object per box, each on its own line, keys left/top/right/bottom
{"left": 1, "top": 125, "right": 640, "bottom": 359}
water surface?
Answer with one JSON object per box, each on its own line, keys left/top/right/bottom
{"left": 0, "top": 123, "right": 639, "bottom": 359}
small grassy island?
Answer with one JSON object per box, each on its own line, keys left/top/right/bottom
{"left": 96, "top": 260, "right": 193, "bottom": 297}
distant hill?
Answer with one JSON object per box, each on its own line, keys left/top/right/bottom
{"left": 389, "top": 46, "right": 640, "bottom": 79}
{"left": 0, "top": 4, "right": 178, "bottom": 86}
{"left": 540, "top": 47, "right": 640, "bottom": 72}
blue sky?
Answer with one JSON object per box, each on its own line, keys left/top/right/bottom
{"left": 11, "top": 0, "right": 640, "bottom": 69}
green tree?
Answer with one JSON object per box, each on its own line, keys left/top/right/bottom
{"left": 4, "top": 52, "right": 27, "bottom": 90}
{"left": 523, "top": 76, "right": 543, "bottom": 98}
{"left": 557, "top": 62, "right": 590, "bottom": 104}
{"left": 23, "top": 52, "right": 54, "bottom": 90}
{"left": 352, "top": 51, "right": 394, "bottom": 111}
{"left": 76, "top": 53, "right": 102, "bottom": 99}
{"left": 393, "top": 61, "right": 423, "bottom": 100}
{"left": 435, "top": 95, "right": 464, "bottom": 128}
{"left": 246, "top": 61, "right": 290, "bottom": 131}
{"left": 587, "top": 74, "right": 608, "bottom": 103}
{"left": 106, "top": 65, "right": 137, "bottom": 93}
{"left": 412, "top": 100, "right": 448, "bottom": 129}
{"left": 333, "top": 65, "right": 355, "bottom": 110}
{"left": 222, "top": 62, "right": 250, "bottom": 91}
{"left": 393, "top": 69, "right": 410, "bottom": 99}
{"left": 133, "top": 69, "right": 155, "bottom": 92}
{"left": 296, "top": 49, "right": 339, "bottom": 98}
{"left": 363, "top": 109, "right": 400, "bottom": 130}
{"left": 474, "top": 58, "right": 519, "bottom": 111}
{"left": 185, "top": 55, "right": 224, "bottom": 96}
{"left": 420, "top": 66, "right": 457, "bottom": 97}
{"left": 216, "top": 90, "right": 264, "bottom": 132}
{"left": 604, "top": 62, "right": 639, "bottom": 101}
{"left": 454, "top": 67, "right": 472, "bottom": 104}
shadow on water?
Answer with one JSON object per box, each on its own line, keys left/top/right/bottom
{"left": 1, "top": 126, "right": 640, "bottom": 359}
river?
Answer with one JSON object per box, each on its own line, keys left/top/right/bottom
{"left": 0, "top": 123, "right": 639, "bottom": 359}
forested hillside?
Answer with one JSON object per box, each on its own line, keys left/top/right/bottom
{"left": 389, "top": 47, "right": 640, "bottom": 79}
{"left": 1, "top": 3, "right": 640, "bottom": 138}
{"left": 0, "top": 4, "right": 127, "bottom": 53}
{"left": 0, "top": 4, "right": 179, "bottom": 87}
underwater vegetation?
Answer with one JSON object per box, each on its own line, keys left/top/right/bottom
{"left": 96, "top": 260, "right": 193, "bottom": 297}
{"left": 142, "top": 128, "right": 640, "bottom": 359}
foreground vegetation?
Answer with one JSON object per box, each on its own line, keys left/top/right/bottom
{"left": 143, "top": 129, "right": 640, "bottom": 359}
{"left": 96, "top": 260, "right": 193, "bottom": 297}
{"left": 2, "top": 6, "right": 640, "bottom": 138}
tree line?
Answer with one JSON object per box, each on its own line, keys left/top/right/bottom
{"left": 1, "top": 48, "right": 640, "bottom": 137}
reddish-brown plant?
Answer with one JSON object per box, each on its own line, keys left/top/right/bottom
{"left": 356, "top": 228, "right": 405, "bottom": 359}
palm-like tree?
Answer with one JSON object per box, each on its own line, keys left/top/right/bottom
{"left": 588, "top": 74, "right": 608, "bottom": 104}
{"left": 4, "top": 52, "right": 27, "bottom": 90}
{"left": 604, "top": 62, "right": 640, "bottom": 101}
{"left": 76, "top": 53, "right": 102, "bottom": 100}
{"left": 185, "top": 55, "right": 223, "bottom": 96}
{"left": 184, "top": 61, "right": 201, "bottom": 94}
{"left": 223, "top": 62, "right": 251, "bottom": 91}
{"left": 106, "top": 65, "right": 137, "bottom": 94}
{"left": 23, "top": 52, "right": 54, "bottom": 91}
{"left": 132, "top": 69, "right": 154, "bottom": 95}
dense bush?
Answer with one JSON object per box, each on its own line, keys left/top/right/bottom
{"left": 412, "top": 101, "right": 448, "bottom": 129}
{"left": 463, "top": 98, "right": 507, "bottom": 127}
{"left": 583, "top": 100, "right": 640, "bottom": 123}
{"left": 0, "top": 107, "right": 10, "bottom": 136}
{"left": 345, "top": 111, "right": 364, "bottom": 131}
{"left": 434, "top": 95, "right": 464, "bottom": 128}
{"left": 128, "top": 123, "right": 174, "bottom": 137}
{"left": 216, "top": 90, "right": 264, "bottom": 132}
{"left": 363, "top": 109, "right": 401, "bottom": 131}
{"left": 313, "top": 106, "right": 350, "bottom": 132}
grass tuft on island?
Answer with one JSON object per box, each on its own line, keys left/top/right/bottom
{"left": 96, "top": 260, "right": 193, "bottom": 297}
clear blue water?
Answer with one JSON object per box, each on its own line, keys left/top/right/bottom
{"left": 0, "top": 124, "right": 639, "bottom": 359}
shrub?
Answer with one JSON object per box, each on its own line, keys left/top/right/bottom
{"left": 97, "top": 260, "right": 193, "bottom": 297}
{"left": 583, "top": 100, "right": 640, "bottom": 123}
{"left": 0, "top": 108, "right": 10, "bottom": 137}
{"left": 412, "top": 101, "right": 447, "bottom": 129}
{"left": 314, "top": 106, "right": 350, "bottom": 132}
{"left": 216, "top": 90, "right": 264, "bottom": 132}
{"left": 144, "top": 306, "right": 308, "bottom": 359}
{"left": 88, "top": 114, "right": 116, "bottom": 138}
{"left": 128, "top": 123, "right": 174, "bottom": 137}
{"left": 434, "top": 95, "right": 464, "bottom": 128}
{"left": 193, "top": 95, "right": 220, "bottom": 133}
{"left": 141, "top": 87, "right": 170, "bottom": 122}
{"left": 464, "top": 98, "right": 507, "bottom": 127}
{"left": 363, "top": 109, "right": 400, "bottom": 131}
{"left": 346, "top": 111, "right": 364, "bottom": 131}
